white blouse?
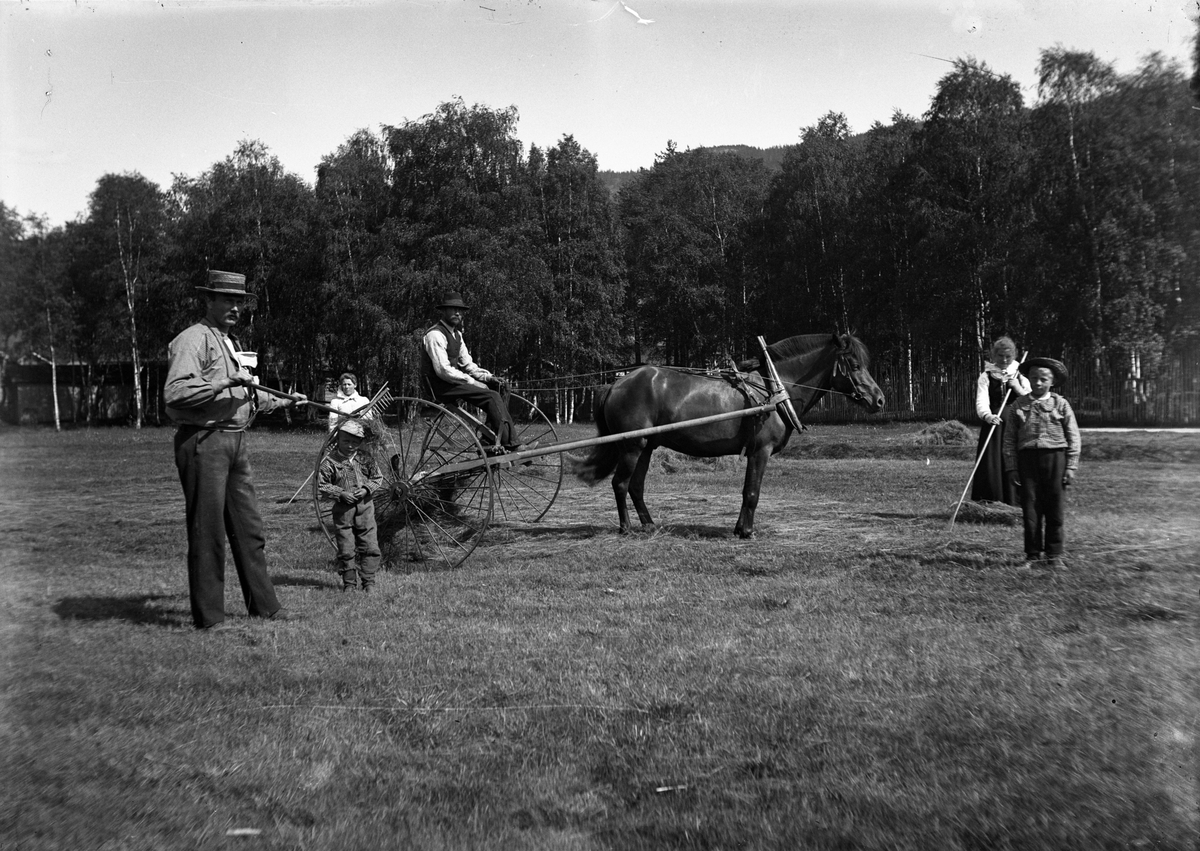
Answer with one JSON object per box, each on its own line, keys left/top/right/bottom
{"left": 975, "top": 361, "right": 1030, "bottom": 420}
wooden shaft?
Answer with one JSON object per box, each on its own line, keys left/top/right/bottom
{"left": 758, "top": 335, "right": 803, "bottom": 431}
{"left": 248, "top": 382, "right": 341, "bottom": 415}
{"left": 428, "top": 401, "right": 780, "bottom": 477}
{"left": 249, "top": 382, "right": 386, "bottom": 419}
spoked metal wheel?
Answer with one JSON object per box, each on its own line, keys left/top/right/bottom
{"left": 490, "top": 392, "right": 563, "bottom": 524}
{"left": 313, "top": 398, "right": 495, "bottom": 571}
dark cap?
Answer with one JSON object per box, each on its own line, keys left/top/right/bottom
{"left": 438, "top": 292, "right": 470, "bottom": 311}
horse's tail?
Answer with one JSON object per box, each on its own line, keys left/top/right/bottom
{"left": 568, "top": 384, "right": 621, "bottom": 485}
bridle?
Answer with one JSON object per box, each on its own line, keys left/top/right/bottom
{"left": 830, "top": 349, "right": 869, "bottom": 405}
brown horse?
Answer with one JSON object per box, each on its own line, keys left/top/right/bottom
{"left": 571, "top": 333, "right": 885, "bottom": 538}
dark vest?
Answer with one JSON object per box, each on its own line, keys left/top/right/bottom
{"left": 421, "top": 321, "right": 464, "bottom": 397}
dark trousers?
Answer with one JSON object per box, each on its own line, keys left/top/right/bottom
{"left": 174, "top": 427, "right": 281, "bottom": 628}
{"left": 432, "top": 382, "right": 515, "bottom": 447}
{"left": 1017, "top": 448, "right": 1067, "bottom": 558}
{"left": 331, "top": 499, "right": 381, "bottom": 586}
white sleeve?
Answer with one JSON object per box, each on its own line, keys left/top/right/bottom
{"left": 975, "top": 372, "right": 993, "bottom": 419}
{"left": 455, "top": 339, "right": 491, "bottom": 382}
{"left": 424, "top": 329, "right": 474, "bottom": 385}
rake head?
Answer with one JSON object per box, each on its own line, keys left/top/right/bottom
{"left": 359, "top": 385, "right": 394, "bottom": 418}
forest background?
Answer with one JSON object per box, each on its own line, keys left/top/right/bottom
{"left": 2, "top": 46, "right": 1199, "bottom": 427}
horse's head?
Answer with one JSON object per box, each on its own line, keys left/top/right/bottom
{"left": 829, "top": 333, "right": 885, "bottom": 413}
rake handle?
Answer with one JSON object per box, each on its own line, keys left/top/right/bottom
{"left": 948, "top": 351, "right": 1028, "bottom": 529}
{"left": 247, "top": 382, "right": 344, "bottom": 416}
{"left": 248, "top": 382, "right": 389, "bottom": 420}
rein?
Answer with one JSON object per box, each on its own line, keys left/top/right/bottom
{"left": 510, "top": 363, "right": 866, "bottom": 402}
{"left": 507, "top": 346, "right": 869, "bottom": 403}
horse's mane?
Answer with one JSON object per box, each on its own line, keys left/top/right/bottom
{"left": 738, "top": 333, "right": 870, "bottom": 372}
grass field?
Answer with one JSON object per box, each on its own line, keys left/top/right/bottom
{"left": 1, "top": 422, "right": 1197, "bottom": 850}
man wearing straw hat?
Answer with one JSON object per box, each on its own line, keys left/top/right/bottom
{"left": 421, "top": 291, "right": 528, "bottom": 453}
{"left": 164, "top": 270, "right": 307, "bottom": 630}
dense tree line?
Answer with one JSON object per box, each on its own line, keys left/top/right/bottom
{"left": 2, "top": 49, "right": 1198, "bottom": 425}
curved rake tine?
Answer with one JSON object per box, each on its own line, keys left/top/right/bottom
{"left": 406, "top": 497, "right": 487, "bottom": 563}
{"left": 493, "top": 469, "right": 558, "bottom": 520}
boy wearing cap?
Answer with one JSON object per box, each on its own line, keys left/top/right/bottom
{"left": 1002, "top": 357, "right": 1081, "bottom": 570}
{"left": 317, "top": 419, "right": 384, "bottom": 593}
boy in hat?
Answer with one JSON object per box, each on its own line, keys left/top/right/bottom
{"left": 420, "top": 291, "right": 531, "bottom": 454}
{"left": 165, "top": 270, "right": 306, "bottom": 629}
{"left": 1002, "top": 357, "right": 1081, "bottom": 569}
{"left": 317, "top": 418, "right": 384, "bottom": 593}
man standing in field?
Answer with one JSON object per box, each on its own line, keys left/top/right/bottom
{"left": 164, "top": 270, "right": 306, "bottom": 630}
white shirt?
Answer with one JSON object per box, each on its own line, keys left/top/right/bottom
{"left": 327, "top": 390, "right": 373, "bottom": 431}
{"left": 422, "top": 322, "right": 491, "bottom": 388}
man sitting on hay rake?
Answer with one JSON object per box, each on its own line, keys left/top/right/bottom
{"left": 420, "top": 291, "right": 534, "bottom": 456}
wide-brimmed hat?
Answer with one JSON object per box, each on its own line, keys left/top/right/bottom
{"left": 1019, "top": 357, "right": 1068, "bottom": 384}
{"left": 438, "top": 292, "right": 470, "bottom": 311}
{"left": 336, "top": 419, "right": 366, "bottom": 438}
{"left": 196, "top": 270, "right": 257, "bottom": 301}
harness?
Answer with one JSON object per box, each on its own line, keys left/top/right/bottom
{"left": 704, "top": 362, "right": 793, "bottom": 457}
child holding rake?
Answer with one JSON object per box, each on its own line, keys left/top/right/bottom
{"left": 1002, "top": 357, "right": 1081, "bottom": 570}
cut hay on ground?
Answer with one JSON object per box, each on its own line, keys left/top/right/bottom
{"left": 954, "top": 499, "right": 1022, "bottom": 525}
{"left": 905, "top": 419, "right": 976, "bottom": 445}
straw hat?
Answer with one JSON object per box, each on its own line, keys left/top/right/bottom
{"left": 1019, "top": 357, "right": 1068, "bottom": 384}
{"left": 197, "top": 270, "right": 257, "bottom": 301}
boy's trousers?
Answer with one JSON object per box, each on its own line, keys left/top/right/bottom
{"left": 331, "top": 499, "right": 381, "bottom": 585}
{"left": 1017, "top": 447, "right": 1067, "bottom": 558}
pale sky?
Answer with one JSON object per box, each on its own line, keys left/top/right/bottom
{"left": 2, "top": 0, "right": 1195, "bottom": 227}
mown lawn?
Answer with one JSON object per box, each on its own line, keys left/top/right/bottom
{"left": 1, "top": 422, "right": 1196, "bottom": 850}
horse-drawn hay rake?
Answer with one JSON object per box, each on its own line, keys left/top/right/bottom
{"left": 292, "top": 333, "right": 885, "bottom": 570}
{"left": 310, "top": 391, "right": 565, "bottom": 570}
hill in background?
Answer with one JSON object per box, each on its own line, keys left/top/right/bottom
{"left": 598, "top": 144, "right": 789, "bottom": 196}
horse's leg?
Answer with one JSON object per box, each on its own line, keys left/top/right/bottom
{"left": 734, "top": 448, "right": 770, "bottom": 539}
{"left": 628, "top": 444, "right": 656, "bottom": 529}
{"left": 611, "top": 444, "right": 641, "bottom": 533}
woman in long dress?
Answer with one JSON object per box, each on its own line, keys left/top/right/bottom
{"left": 971, "top": 337, "right": 1029, "bottom": 504}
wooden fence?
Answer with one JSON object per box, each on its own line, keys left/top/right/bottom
{"left": 7, "top": 349, "right": 1198, "bottom": 429}
{"left": 804, "top": 353, "right": 1200, "bottom": 427}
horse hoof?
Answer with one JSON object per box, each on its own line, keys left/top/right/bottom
{"left": 735, "top": 528, "right": 754, "bottom": 540}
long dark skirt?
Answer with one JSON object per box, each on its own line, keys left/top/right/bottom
{"left": 971, "top": 422, "right": 1019, "bottom": 505}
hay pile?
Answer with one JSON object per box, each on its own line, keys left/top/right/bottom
{"left": 906, "top": 420, "right": 976, "bottom": 446}
{"left": 954, "top": 500, "right": 1021, "bottom": 525}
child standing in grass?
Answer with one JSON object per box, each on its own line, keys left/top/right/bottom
{"left": 318, "top": 419, "right": 383, "bottom": 593}
{"left": 1002, "top": 357, "right": 1080, "bottom": 570}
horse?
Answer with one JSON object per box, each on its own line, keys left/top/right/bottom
{"left": 570, "top": 333, "right": 885, "bottom": 538}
